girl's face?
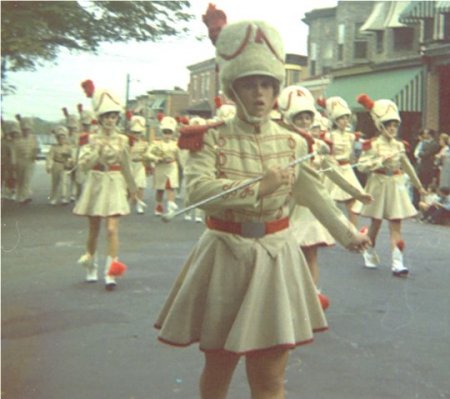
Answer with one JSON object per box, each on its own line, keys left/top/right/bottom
{"left": 382, "top": 120, "right": 400, "bottom": 139}
{"left": 57, "top": 135, "right": 66, "bottom": 144}
{"left": 233, "top": 75, "right": 277, "bottom": 121}
{"left": 293, "top": 112, "right": 313, "bottom": 130}
{"left": 100, "top": 112, "right": 119, "bottom": 130}
{"left": 335, "top": 114, "right": 350, "bottom": 131}
{"left": 162, "top": 130, "right": 173, "bottom": 141}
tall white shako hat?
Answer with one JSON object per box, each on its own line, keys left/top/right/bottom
{"left": 278, "top": 85, "right": 316, "bottom": 125}
{"left": 204, "top": 4, "right": 285, "bottom": 100}
{"left": 16, "top": 114, "right": 33, "bottom": 131}
{"left": 4, "top": 120, "right": 21, "bottom": 135}
{"left": 317, "top": 96, "right": 351, "bottom": 121}
{"left": 130, "top": 115, "right": 146, "bottom": 133}
{"left": 357, "top": 93, "right": 401, "bottom": 130}
{"left": 81, "top": 79, "right": 123, "bottom": 117}
{"left": 53, "top": 125, "right": 69, "bottom": 138}
{"left": 160, "top": 116, "right": 177, "bottom": 132}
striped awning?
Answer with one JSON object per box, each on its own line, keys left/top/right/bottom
{"left": 360, "top": 2, "right": 390, "bottom": 32}
{"left": 325, "top": 67, "right": 424, "bottom": 112}
{"left": 436, "top": 1, "right": 450, "bottom": 13}
{"left": 400, "top": 1, "right": 437, "bottom": 24}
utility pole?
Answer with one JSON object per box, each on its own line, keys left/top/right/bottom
{"left": 125, "top": 73, "right": 130, "bottom": 109}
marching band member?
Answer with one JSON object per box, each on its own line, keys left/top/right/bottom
{"left": 129, "top": 115, "right": 150, "bottom": 214}
{"left": 179, "top": 116, "right": 205, "bottom": 222}
{"left": 13, "top": 115, "right": 39, "bottom": 204}
{"left": 63, "top": 108, "right": 81, "bottom": 201}
{"left": 1, "top": 121, "right": 20, "bottom": 200}
{"left": 74, "top": 82, "right": 136, "bottom": 290}
{"left": 354, "top": 94, "right": 426, "bottom": 277}
{"left": 145, "top": 116, "right": 180, "bottom": 216}
{"left": 317, "top": 96, "right": 364, "bottom": 226}
{"left": 279, "top": 85, "right": 372, "bottom": 309}
{"left": 155, "top": 6, "right": 370, "bottom": 398}
{"left": 45, "top": 126, "right": 73, "bottom": 205}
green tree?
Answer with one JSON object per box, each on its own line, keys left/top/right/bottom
{"left": 1, "top": 1, "right": 193, "bottom": 93}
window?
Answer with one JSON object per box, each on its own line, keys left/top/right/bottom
{"left": 394, "top": 27, "right": 414, "bottom": 50}
{"left": 376, "top": 31, "right": 384, "bottom": 53}
{"left": 322, "top": 66, "right": 332, "bottom": 75}
{"left": 422, "top": 18, "right": 434, "bottom": 42}
{"left": 337, "top": 44, "right": 344, "bottom": 61}
{"left": 354, "top": 41, "right": 368, "bottom": 59}
{"left": 310, "top": 60, "right": 316, "bottom": 76}
{"left": 445, "top": 14, "right": 450, "bottom": 41}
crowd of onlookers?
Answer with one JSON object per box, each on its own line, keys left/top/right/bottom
{"left": 412, "top": 129, "right": 450, "bottom": 225}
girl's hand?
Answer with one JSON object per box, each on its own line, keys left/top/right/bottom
{"left": 258, "top": 166, "right": 291, "bottom": 198}
{"left": 346, "top": 232, "right": 371, "bottom": 252}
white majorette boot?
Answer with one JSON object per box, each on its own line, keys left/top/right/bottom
{"left": 392, "top": 240, "right": 408, "bottom": 277}
{"left": 78, "top": 253, "right": 98, "bottom": 282}
{"left": 136, "top": 200, "right": 145, "bottom": 214}
{"left": 167, "top": 200, "right": 179, "bottom": 213}
{"left": 362, "top": 246, "right": 380, "bottom": 269}
{"left": 104, "top": 256, "right": 117, "bottom": 291}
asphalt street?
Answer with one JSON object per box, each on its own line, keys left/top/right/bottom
{"left": 2, "top": 161, "right": 450, "bottom": 399}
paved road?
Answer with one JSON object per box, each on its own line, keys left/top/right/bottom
{"left": 2, "top": 161, "right": 450, "bottom": 399}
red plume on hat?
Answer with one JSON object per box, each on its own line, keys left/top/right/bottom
{"left": 156, "top": 112, "right": 164, "bottom": 122}
{"left": 357, "top": 94, "right": 374, "bottom": 110}
{"left": 81, "top": 79, "right": 95, "bottom": 98}
{"left": 214, "top": 95, "right": 223, "bottom": 108}
{"left": 202, "top": 3, "right": 227, "bottom": 45}
{"left": 175, "top": 115, "right": 181, "bottom": 123}
{"left": 62, "top": 107, "right": 69, "bottom": 118}
{"left": 77, "top": 104, "right": 83, "bottom": 114}
{"left": 316, "top": 97, "right": 327, "bottom": 109}
{"left": 125, "top": 110, "right": 133, "bottom": 121}
{"left": 180, "top": 116, "right": 190, "bottom": 125}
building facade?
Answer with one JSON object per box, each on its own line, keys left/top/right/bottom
{"left": 302, "top": 1, "right": 450, "bottom": 137}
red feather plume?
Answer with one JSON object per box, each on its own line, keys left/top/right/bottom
{"left": 125, "top": 110, "right": 133, "bottom": 121}
{"left": 357, "top": 94, "right": 374, "bottom": 110}
{"left": 202, "top": 3, "right": 227, "bottom": 45}
{"left": 316, "top": 97, "right": 327, "bottom": 109}
{"left": 156, "top": 112, "right": 164, "bottom": 122}
{"left": 214, "top": 95, "right": 222, "bottom": 108}
{"left": 180, "top": 116, "right": 190, "bottom": 125}
{"left": 81, "top": 79, "right": 95, "bottom": 98}
{"left": 175, "top": 115, "right": 181, "bottom": 123}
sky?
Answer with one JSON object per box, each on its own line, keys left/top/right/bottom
{"left": 1, "top": 0, "right": 338, "bottom": 122}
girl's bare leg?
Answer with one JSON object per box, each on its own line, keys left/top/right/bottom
{"left": 87, "top": 216, "right": 101, "bottom": 255}
{"left": 106, "top": 216, "right": 120, "bottom": 258}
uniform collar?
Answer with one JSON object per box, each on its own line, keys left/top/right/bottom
{"left": 234, "top": 116, "right": 272, "bottom": 134}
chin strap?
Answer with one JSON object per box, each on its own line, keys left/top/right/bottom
{"left": 230, "top": 85, "right": 266, "bottom": 125}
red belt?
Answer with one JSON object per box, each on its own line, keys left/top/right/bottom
{"left": 337, "top": 160, "right": 350, "bottom": 165}
{"left": 374, "top": 169, "right": 402, "bottom": 176}
{"left": 93, "top": 164, "right": 121, "bottom": 172}
{"left": 206, "top": 217, "right": 289, "bottom": 238}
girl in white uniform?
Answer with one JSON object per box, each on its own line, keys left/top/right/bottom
{"left": 318, "top": 96, "right": 365, "bottom": 226}
{"left": 354, "top": 94, "right": 426, "bottom": 276}
{"left": 74, "top": 85, "right": 137, "bottom": 290}
{"left": 279, "top": 86, "right": 372, "bottom": 309}
{"left": 129, "top": 115, "right": 149, "bottom": 214}
{"left": 155, "top": 6, "right": 370, "bottom": 398}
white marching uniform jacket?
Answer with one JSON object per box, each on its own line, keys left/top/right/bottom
{"left": 145, "top": 139, "right": 180, "bottom": 189}
{"left": 155, "top": 117, "right": 359, "bottom": 354}
{"left": 73, "top": 129, "right": 136, "bottom": 217}
{"left": 129, "top": 138, "right": 149, "bottom": 188}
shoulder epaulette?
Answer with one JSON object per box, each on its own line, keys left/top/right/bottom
{"left": 361, "top": 138, "right": 375, "bottom": 151}
{"left": 275, "top": 120, "right": 314, "bottom": 154}
{"left": 402, "top": 140, "right": 411, "bottom": 153}
{"left": 178, "top": 121, "right": 224, "bottom": 151}
{"left": 79, "top": 133, "right": 89, "bottom": 146}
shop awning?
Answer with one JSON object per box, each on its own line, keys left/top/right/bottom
{"left": 151, "top": 96, "right": 166, "bottom": 110}
{"left": 360, "top": 2, "right": 389, "bottom": 32}
{"left": 399, "top": 1, "right": 437, "bottom": 24}
{"left": 437, "top": 1, "right": 450, "bottom": 13}
{"left": 384, "top": 2, "right": 410, "bottom": 28}
{"left": 325, "top": 67, "right": 424, "bottom": 112}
